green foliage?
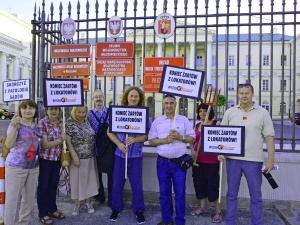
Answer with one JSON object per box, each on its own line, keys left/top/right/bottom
{"left": 217, "top": 95, "right": 226, "bottom": 107}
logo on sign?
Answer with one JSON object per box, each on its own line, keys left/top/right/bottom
{"left": 154, "top": 13, "right": 175, "bottom": 39}
{"left": 61, "top": 18, "right": 76, "bottom": 39}
{"left": 108, "top": 16, "right": 123, "bottom": 38}
{"left": 158, "top": 18, "right": 171, "bottom": 34}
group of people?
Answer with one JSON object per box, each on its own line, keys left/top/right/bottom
{"left": 3, "top": 83, "right": 275, "bottom": 225}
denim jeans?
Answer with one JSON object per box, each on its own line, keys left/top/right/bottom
{"left": 111, "top": 155, "right": 145, "bottom": 213}
{"left": 37, "top": 158, "right": 61, "bottom": 217}
{"left": 156, "top": 157, "right": 187, "bottom": 225}
{"left": 226, "top": 158, "right": 263, "bottom": 225}
{"left": 95, "top": 172, "right": 113, "bottom": 207}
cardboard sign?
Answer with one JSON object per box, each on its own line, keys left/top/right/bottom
{"left": 51, "top": 44, "right": 90, "bottom": 58}
{"left": 143, "top": 75, "right": 162, "bottom": 93}
{"left": 96, "top": 42, "right": 134, "bottom": 59}
{"left": 43, "top": 78, "right": 84, "bottom": 107}
{"left": 51, "top": 62, "right": 90, "bottom": 77}
{"left": 144, "top": 57, "right": 184, "bottom": 75}
{"left": 3, "top": 79, "right": 30, "bottom": 102}
{"left": 109, "top": 106, "right": 149, "bottom": 135}
{"left": 160, "top": 65, "right": 205, "bottom": 99}
{"left": 95, "top": 59, "right": 133, "bottom": 76}
{"left": 201, "top": 125, "right": 245, "bottom": 156}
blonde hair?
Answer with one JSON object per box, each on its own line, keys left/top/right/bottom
{"left": 71, "top": 105, "right": 88, "bottom": 122}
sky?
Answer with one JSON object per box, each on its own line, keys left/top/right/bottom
{"left": 0, "top": 0, "right": 299, "bottom": 36}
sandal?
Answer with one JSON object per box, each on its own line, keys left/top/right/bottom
{"left": 211, "top": 211, "right": 223, "bottom": 223}
{"left": 39, "top": 216, "right": 53, "bottom": 224}
{"left": 48, "top": 211, "right": 65, "bottom": 220}
{"left": 190, "top": 206, "right": 207, "bottom": 216}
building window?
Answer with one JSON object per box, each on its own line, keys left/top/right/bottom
{"left": 139, "top": 57, "right": 142, "bottom": 66}
{"left": 196, "top": 56, "right": 203, "bottom": 66}
{"left": 109, "top": 78, "right": 114, "bottom": 91}
{"left": 228, "top": 79, "right": 234, "bottom": 90}
{"left": 263, "top": 55, "right": 269, "bottom": 66}
{"left": 262, "top": 102, "right": 270, "bottom": 112}
{"left": 212, "top": 55, "right": 216, "bottom": 66}
{"left": 228, "top": 56, "right": 234, "bottom": 66}
{"left": 246, "top": 55, "right": 252, "bottom": 66}
{"left": 281, "top": 55, "right": 287, "bottom": 66}
{"left": 211, "top": 79, "right": 216, "bottom": 89}
{"left": 227, "top": 100, "right": 235, "bottom": 108}
{"left": 280, "top": 102, "right": 286, "bottom": 115}
{"left": 262, "top": 80, "right": 269, "bottom": 91}
{"left": 280, "top": 80, "right": 286, "bottom": 91}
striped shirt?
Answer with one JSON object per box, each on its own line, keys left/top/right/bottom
{"left": 38, "top": 116, "right": 63, "bottom": 161}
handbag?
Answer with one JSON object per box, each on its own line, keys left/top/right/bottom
{"left": 174, "top": 154, "right": 193, "bottom": 170}
{"left": 90, "top": 109, "right": 116, "bottom": 174}
{"left": 60, "top": 149, "right": 71, "bottom": 167}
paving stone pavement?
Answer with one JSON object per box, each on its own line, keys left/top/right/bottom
{"left": 27, "top": 195, "right": 289, "bottom": 225}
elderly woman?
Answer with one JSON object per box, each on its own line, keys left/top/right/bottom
{"left": 37, "top": 107, "right": 66, "bottom": 224}
{"left": 66, "top": 106, "right": 99, "bottom": 216}
{"left": 4, "top": 100, "right": 41, "bottom": 225}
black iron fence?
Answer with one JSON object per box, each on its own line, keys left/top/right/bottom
{"left": 31, "top": 0, "right": 300, "bottom": 151}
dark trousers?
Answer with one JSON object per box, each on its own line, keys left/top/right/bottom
{"left": 37, "top": 158, "right": 61, "bottom": 217}
{"left": 95, "top": 172, "right": 113, "bottom": 207}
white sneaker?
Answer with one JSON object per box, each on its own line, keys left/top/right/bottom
{"left": 85, "top": 202, "right": 95, "bottom": 214}
{"left": 72, "top": 205, "right": 81, "bottom": 215}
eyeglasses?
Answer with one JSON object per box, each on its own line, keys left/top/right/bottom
{"left": 163, "top": 94, "right": 176, "bottom": 99}
{"left": 238, "top": 83, "right": 251, "bottom": 88}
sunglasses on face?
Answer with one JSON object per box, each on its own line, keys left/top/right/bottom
{"left": 163, "top": 94, "right": 176, "bottom": 100}
{"left": 238, "top": 83, "right": 251, "bottom": 88}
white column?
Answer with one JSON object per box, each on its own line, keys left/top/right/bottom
{"left": 0, "top": 53, "right": 7, "bottom": 103}
{"left": 175, "top": 43, "right": 179, "bottom": 57}
{"left": 206, "top": 42, "right": 212, "bottom": 85}
{"left": 189, "top": 42, "right": 195, "bottom": 69}
{"left": 157, "top": 43, "right": 162, "bottom": 57}
{"left": 14, "top": 57, "right": 20, "bottom": 80}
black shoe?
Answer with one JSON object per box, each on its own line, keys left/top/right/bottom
{"left": 157, "top": 220, "right": 173, "bottom": 225}
{"left": 135, "top": 210, "right": 145, "bottom": 224}
{"left": 110, "top": 210, "right": 120, "bottom": 221}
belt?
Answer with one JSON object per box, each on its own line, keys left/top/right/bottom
{"left": 158, "top": 154, "right": 184, "bottom": 162}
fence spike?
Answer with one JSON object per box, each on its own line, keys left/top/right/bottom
{"left": 95, "top": 0, "right": 99, "bottom": 12}
{"left": 133, "top": 0, "right": 138, "bottom": 10}
{"left": 124, "top": 0, "right": 128, "bottom": 10}
{"left": 115, "top": 0, "right": 118, "bottom": 12}
{"left": 143, "top": 0, "right": 147, "bottom": 9}
{"left": 153, "top": 0, "right": 157, "bottom": 10}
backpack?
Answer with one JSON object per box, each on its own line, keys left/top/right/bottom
{"left": 89, "top": 109, "right": 116, "bottom": 174}
{"left": 1, "top": 135, "right": 10, "bottom": 159}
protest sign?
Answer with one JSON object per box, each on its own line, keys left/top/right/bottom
{"left": 160, "top": 65, "right": 205, "bottom": 99}
{"left": 201, "top": 125, "right": 245, "bottom": 156}
{"left": 43, "top": 78, "right": 84, "bottom": 107}
{"left": 109, "top": 106, "right": 149, "bottom": 134}
{"left": 3, "top": 79, "right": 30, "bottom": 102}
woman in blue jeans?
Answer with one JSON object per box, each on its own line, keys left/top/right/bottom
{"left": 37, "top": 107, "right": 66, "bottom": 224}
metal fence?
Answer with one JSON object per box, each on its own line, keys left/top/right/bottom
{"left": 31, "top": 0, "right": 300, "bottom": 151}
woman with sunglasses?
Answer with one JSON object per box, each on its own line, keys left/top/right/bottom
{"left": 37, "top": 107, "right": 66, "bottom": 224}
{"left": 190, "top": 103, "right": 223, "bottom": 223}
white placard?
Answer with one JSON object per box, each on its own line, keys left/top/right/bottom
{"left": 160, "top": 65, "right": 205, "bottom": 99}
{"left": 109, "top": 106, "right": 149, "bottom": 134}
{"left": 43, "top": 78, "right": 84, "bottom": 107}
{"left": 3, "top": 79, "right": 30, "bottom": 102}
{"left": 201, "top": 125, "right": 245, "bottom": 156}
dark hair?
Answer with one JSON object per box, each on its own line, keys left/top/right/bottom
{"left": 121, "top": 86, "right": 145, "bottom": 106}
{"left": 196, "top": 103, "right": 215, "bottom": 120}
{"left": 44, "top": 107, "right": 61, "bottom": 116}
{"left": 18, "top": 99, "right": 39, "bottom": 118}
